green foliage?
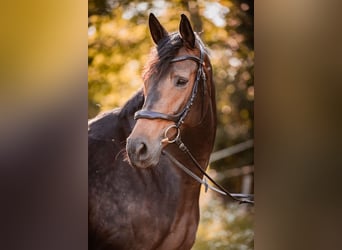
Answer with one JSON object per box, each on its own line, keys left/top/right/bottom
{"left": 89, "top": 0, "right": 254, "bottom": 249}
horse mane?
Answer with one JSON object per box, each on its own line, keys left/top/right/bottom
{"left": 119, "top": 89, "right": 145, "bottom": 119}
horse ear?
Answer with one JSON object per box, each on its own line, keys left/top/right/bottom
{"left": 179, "top": 14, "right": 195, "bottom": 49}
{"left": 149, "top": 13, "right": 168, "bottom": 45}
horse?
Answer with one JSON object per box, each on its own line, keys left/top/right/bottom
{"left": 88, "top": 13, "right": 216, "bottom": 250}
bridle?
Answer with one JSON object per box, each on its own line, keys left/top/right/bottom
{"left": 134, "top": 43, "right": 206, "bottom": 129}
{"left": 134, "top": 42, "right": 254, "bottom": 205}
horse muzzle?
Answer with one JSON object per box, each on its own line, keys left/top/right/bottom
{"left": 126, "top": 136, "right": 162, "bottom": 168}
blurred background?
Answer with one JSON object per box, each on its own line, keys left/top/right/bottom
{"left": 1, "top": 1, "right": 340, "bottom": 250}
{"left": 88, "top": 0, "right": 254, "bottom": 249}
{"left": 0, "top": 1, "right": 340, "bottom": 250}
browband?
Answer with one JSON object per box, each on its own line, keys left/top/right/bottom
{"left": 170, "top": 55, "right": 202, "bottom": 64}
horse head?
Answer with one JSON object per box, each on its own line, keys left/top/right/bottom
{"left": 127, "top": 14, "right": 214, "bottom": 169}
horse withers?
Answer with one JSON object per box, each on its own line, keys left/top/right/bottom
{"left": 88, "top": 13, "right": 216, "bottom": 250}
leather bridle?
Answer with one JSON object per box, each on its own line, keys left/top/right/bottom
{"left": 133, "top": 42, "right": 254, "bottom": 205}
{"left": 134, "top": 43, "right": 206, "bottom": 128}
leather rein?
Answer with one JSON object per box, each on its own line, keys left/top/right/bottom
{"left": 134, "top": 44, "right": 254, "bottom": 205}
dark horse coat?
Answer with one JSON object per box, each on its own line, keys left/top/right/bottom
{"left": 89, "top": 14, "right": 216, "bottom": 250}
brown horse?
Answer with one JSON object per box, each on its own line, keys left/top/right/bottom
{"left": 88, "top": 13, "right": 216, "bottom": 250}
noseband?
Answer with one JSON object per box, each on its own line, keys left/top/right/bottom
{"left": 134, "top": 43, "right": 206, "bottom": 128}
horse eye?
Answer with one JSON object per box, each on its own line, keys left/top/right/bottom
{"left": 175, "top": 78, "right": 188, "bottom": 87}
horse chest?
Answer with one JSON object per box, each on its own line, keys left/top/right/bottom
{"left": 110, "top": 202, "right": 198, "bottom": 250}
{"left": 89, "top": 162, "right": 199, "bottom": 250}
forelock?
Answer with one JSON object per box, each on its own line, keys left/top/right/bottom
{"left": 142, "top": 32, "right": 183, "bottom": 83}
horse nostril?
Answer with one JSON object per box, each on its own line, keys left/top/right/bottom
{"left": 137, "top": 141, "right": 147, "bottom": 156}
{"left": 126, "top": 136, "right": 161, "bottom": 168}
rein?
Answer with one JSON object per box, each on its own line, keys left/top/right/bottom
{"left": 134, "top": 42, "right": 254, "bottom": 205}
{"left": 163, "top": 135, "right": 254, "bottom": 205}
